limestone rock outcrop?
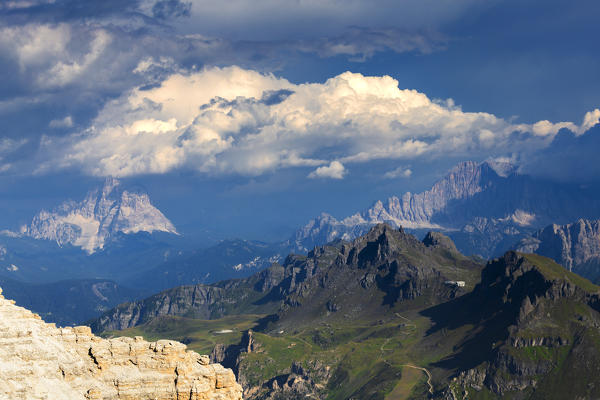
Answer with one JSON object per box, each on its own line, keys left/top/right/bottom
{"left": 0, "top": 287, "right": 242, "bottom": 400}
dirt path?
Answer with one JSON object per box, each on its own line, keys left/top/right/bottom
{"left": 400, "top": 364, "right": 434, "bottom": 395}
{"left": 381, "top": 313, "right": 433, "bottom": 397}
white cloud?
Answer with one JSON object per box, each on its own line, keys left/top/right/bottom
{"left": 580, "top": 109, "right": 600, "bottom": 135}
{"left": 0, "top": 0, "right": 55, "bottom": 10}
{"left": 384, "top": 166, "right": 412, "bottom": 179}
{"left": 49, "top": 116, "right": 73, "bottom": 128}
{"left": 308, "top": 161, "right": 346, "bottom": 179}
{"left": 0, "top": 138, "right": 26, "bottom": 154}
{"left": 531, "top": 120, "right": 577, "bottom": 137}
{"left": 40, "top": 66, "right": 593, "bottom": 178}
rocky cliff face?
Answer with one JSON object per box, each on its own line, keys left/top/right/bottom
{"left": 515, "top": 219, "right": 600, "bottom": 280}
{"left": 90, "top": 285, "right": 228, "bottom": 332}
{"left": 24, "top": 177, "right": 177, "bottom": 253}
{"left": 0, "top": 287, "right": 242, "bottom": 400}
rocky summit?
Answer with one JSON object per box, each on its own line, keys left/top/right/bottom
{"left": 0, "top": 287, "right": 242, "bottom": 400}
{"left": 23, "top": 177, "right": 177, "bottom": 253}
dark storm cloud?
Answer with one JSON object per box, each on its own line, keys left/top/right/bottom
{"left": 522, "top": 124, "right": 600, "bottom": 184}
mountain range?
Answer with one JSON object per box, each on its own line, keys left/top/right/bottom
{"left": 92, "top": 224, "right": 600, "bottom": 399}
{"left": 0, "top": 276, "right": 142, "bottom": 325}
{"left": 90, "top": 224, "right": 482, "bottom": 333}
{"left": 4, "top": 161, "right": 600, "bottom": 329}
{"left": 290, "top": 160, "right": 600, "bottom": 258}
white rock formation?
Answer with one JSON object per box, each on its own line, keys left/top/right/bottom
{"left": 0, "top": 287, "right": 242, "bottom": 400}
{"left": 24, "top": 177, "right": 177, "bottom": 253}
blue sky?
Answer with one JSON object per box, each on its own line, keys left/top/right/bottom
{"left": 0, "top": 0, "right": 598, "bottom": 241}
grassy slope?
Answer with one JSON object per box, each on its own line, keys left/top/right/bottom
{"left": 107, "top": 309, "right": 453, "bottom": 399}
{"left": 102, "top": 314, "right": 264, "bottom": 355}
{"left": 521, "top": 253, "right": 599, "bottom": 293}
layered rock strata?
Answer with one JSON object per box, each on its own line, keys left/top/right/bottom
{"left": 0, "top": 287, "right": 242, "bottom": 400}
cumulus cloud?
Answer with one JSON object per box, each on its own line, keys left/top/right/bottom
{"left": 35, "top": 66, "right": 596, "bottom": 179}
{"left": 308, "top": 161, "right": 346, "bottom": 179}
{"left": 384, "top": 166, "right": 412, "bottom": 179}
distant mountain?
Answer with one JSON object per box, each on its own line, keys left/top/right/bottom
{"left": 515, "top": 218, "right": 600, "bottom": 282}
{"left": 124, "top": 239, "right": 284, "bottom": 292}
{"left": 22, "top": 177, "right": 177, "bottom": 253}
{"left": 0, "top": 178, "right": 186, "bottom": 286}
{"left": 0, "top": 276, "right": 144, "bottom": 325}
{"left": 0, "top": 230, "right": 178, "bottom": 283}
{"left": 290, "top": 160, "right": 600, "bottom": 258}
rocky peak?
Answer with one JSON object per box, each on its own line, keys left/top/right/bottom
{"left": 444, "top": 252, "right": 600, "bottom": 397}
{"left": 359, "top": 223, "right": 402, "bottom": 244}
{"left": 24, "top": 178, "right": 177, "bottom": 253}
{"left": 289, "top": 160, "right": 513, "bottom": 253}
{"left": 478, "top": 251, "right": 599, "bottom": 310}
{"left": 422, "top": 231, "right": 458, "bottom": 252}
{"left": 0, "top": 287, "right": 242, "bottom": 400}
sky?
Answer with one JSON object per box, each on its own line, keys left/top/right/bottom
{"left": 0, "top": 0, "right": 598, "bottom": 241}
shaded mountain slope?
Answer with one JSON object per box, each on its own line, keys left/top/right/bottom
{"left": 0, "top": 277, "right": 144, "bottom": 325}
{"left": 423, "top": 251, "right": 600, "bottom": 399}
{"left": 0, "top": 231, "right": 177, "bottom": 283}
{"left": 124, "top": 239, "right": 283, "bottom": 292}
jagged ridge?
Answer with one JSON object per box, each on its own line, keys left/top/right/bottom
{"left": 429, "top": 252, "right": 600, "bottom": 398}
{"left": 290, "top": 160, "right": 600, "bottom": 258}
{"left": 91, "top": 224, "right": 482, "bottom": 333}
